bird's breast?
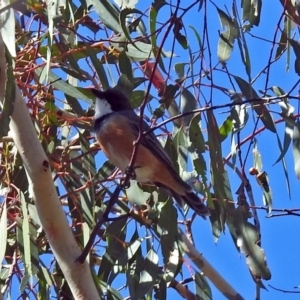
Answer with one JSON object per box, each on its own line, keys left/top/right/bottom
{"left": 95, "top": 115, "right": 154, "bottom": 182}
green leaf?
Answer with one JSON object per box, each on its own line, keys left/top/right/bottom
{"left": 20, "top": 192, "right": 33, "bottom": 279}
{"left": 232, "top": 4, "right": 251, "bottom": 77}
{"left": 189, "top": 25, "right": 202, "bottom": 49}
{"left": 288, "top": 38, "right": 300, "bottom": 75}
{"left": 195, "top": 271, "right": 212, "bottom": 300}
{"left": 116, "top": 238, "right": 143, "bottom": 266}
{"left": 219, "top": 117, "right": 233, "bottom": 142}
{"left": 156, "top": 199, "right": 177, "bottom": 265}
{"left": 292, "top": 121, "right": 300, "bottom": 179}
{"left": 107, "top": 286, "right": 123, "bottom": 300}
{"left": 131, "top": 90, "right": 152, "bottom": 109}
{"left": 256, "top": 171, "right": 272, "bottom": 213}
{"left": 119, "top": 50, "right": 133, "bottom": 83}
{"left": 173, "top": 127, "right": 189, "bottom": 173}
{"left": 134, "top": 249, "right": 159, "bottom": 297}
{"left": 35, "top": 67, "right": 92, "bottom": 103}
{"left": 126, "top": 181, "right": 150, "bottom": 205}
{"left": 149, "top": 0, "right": 167, "bottom": 73}
{"left": 85, "top": 43, "right": 109, "bottom": 90}
{"left": 216, "top": 7, "right": 240, "bottom": 62}
{"left": 242, "top": 0, "right": 262, "bottom": 29}
{"left": 0, "top": 199, "right": 7, "bottom": 273}
{"left": 207, "top": 110, "right": 228, "bottom": 238}
{"left": 275, "top": 16, "right": 291, "bottom": 59}
{"left": 236, "top": 217, "right": 271, "bottom": 280}
{"left": 164, "top": 240, "right": 181, "bottom": 284}
{"left": 230, "top": 103, "right": 248, "bottom": 133}
{"left": 233, "top": 75, "right": 276, "bottom": 132}
{"left": 96, "top": 160, "right": 116, "bottom": 181}
{"left": 174, "top": 62, "right": 187, "bottom": 78}
{"left": 87, "top": 0, "right": 122, "bottom": 33}
{"left": 173, "top": 18, "right": 188, "bottom": 49}
{"left": 116, "top": 74, "right": 134, "bottom": 100}
{"left": 0, "top": 0, "right": 16, "bottom": 57}
{"left": 0, "top": 49, "right": 15, "bottom": 139}
{"left": 189, "top": 114, "right": 205, "bottom": 154}
{"left": 119, "top": 8, "right": 143, "bottom": 51}
{"left": 114, "top": 0, "right": 138, "bottom": 9}
{"left": 180, "top": 88, "right": 197, "bottom": 126}
{"left": 98, "top": 217, "right": 127, "bottom": 282}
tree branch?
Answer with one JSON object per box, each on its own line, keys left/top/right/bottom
{"left": 0, "top": 37, "right": 100, "bottom": 300}
{"left": 178, "top": 227, "right": 244, "bottom": 300}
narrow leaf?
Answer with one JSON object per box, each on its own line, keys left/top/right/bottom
{"left": 292, "top": 121, "right": 300, "bottom": 179}
{"left": 216, "top": 7, "right": 240, "bottom": 62}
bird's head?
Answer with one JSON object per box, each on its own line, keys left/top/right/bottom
{"left": 91, "top": 88, "right": 132, "bottom": 120}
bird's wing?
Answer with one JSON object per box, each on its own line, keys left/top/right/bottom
{"left": 119, "top": 111, "right": 175, "bottom": 171}
{"left": 118, "top": 111, "right": 193, "bottom": 193}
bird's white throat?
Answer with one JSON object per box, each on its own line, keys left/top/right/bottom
{"left": 94, "top": 98, "right": 113, "bottom": 119}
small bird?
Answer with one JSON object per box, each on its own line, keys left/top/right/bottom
{"left": 92, "top": 88, "right": 210, "bottom": 217}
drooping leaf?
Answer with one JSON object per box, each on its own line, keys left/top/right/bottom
{"left": 155, "top": 199, "right": 177, "bottom": 265}
{"left": 256, "top": 171, "right": 272, "bottom": 213}
{"left": 130, "top": 90, "right": 152, "bottom": 109}
{"left": 118, "top": 50, "right": 133, "bottom": 82}
{"left": 116, "top": 238, "right": 143, "bottom": 266}
{"left": 219, "top": 116, "right": 233, "bottom": 142}
{"left": 134, "top": 248, "right": 160, "bottom": 297}
{"left": 0, "top": 0, "right": 16, "bottom": 57}
{"left": 85, "top": 43, "right": 109, "bottom": 90}
{"left": 173, "top": 17, "right": 188, "bottom": 50}
{"left": 232, "top": 4, "right": 251, "bottom": 77}
{"left": 227, "top": 194, "right": 269, "bottom": 281}
{"left": 126, "top": 181, "right": 151, "bottom": 206}
{"left": 180, "top": 88, "right": 197, "bottom": 126}
{"left": 216, "top": 7, "right": 240, "bottom": 62}
{"left": 242, "top": 0, "right": 262, "bottom": 30}
{"left": 233, "top": 75, "right": 276, "bottom": 132}
{"left": 292, "top": 121, "right": 300, "bottom": 179}
{"left": 0, "top": 199, "right": 7, "bottom": 273}
{"left": 114, "top": 0, "right": 138, "bottom": 9}
{"left": 279, "top": 0, "right": 300, "bottom": 26}
{"left": 288, "top": 38, "right": 300, "bottom": 75}
{"left": 195, "top": 271, "right": 212, "bottom": 300}
{"left": 98, "top": 217, "right": 127, "bottom": 282}
{"left": 174, "top": 62, "right": 187, "bottom": 78}
{"left": 87, "top": 0, "right": 122, "bottom": 33}
{"left": 119, "top": 8, "right": 143, "bottom": 51}
{"left": 164, "top": 240, "right": 181, "bottom": 284}
{"left": 173, "top": 127, "right": 189, "bottom": 173}
{"left": 275, "top": 16, "right": 291, "bottom": 59}
{"left": 35, "top": 67, "right": 92, "bottom": 103}
{"left": 0, "top": 49, "right": 15, "bottom": 139}
{"left": 207, "top": 110, "right": 227, "bottom": 238}
{"left": 236, "top": 217, "right": 271, "bottom": 280}
{"left": 149, "top": 0, "right": 167, "bottom": 73}
{"left": 189, "top": 113, "right": 205, "bottom": 154}
{"left": 230, "top": 102, "right": 248, "bottom": 134}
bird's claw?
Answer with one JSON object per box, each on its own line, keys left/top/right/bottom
{"left": 125, "top": 165, "right": 141, "bottom": 180}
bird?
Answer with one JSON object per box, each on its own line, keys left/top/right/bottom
{"left": 92, "top": 87, "right": 210, "bottom": 217}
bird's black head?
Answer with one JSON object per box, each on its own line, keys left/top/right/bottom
{"left": 91, "top": 88, "right": 132, "bottom": 112}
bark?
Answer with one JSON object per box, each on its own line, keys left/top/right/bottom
{"left": 0, "top": 36, "right": 100, "bottom": 300}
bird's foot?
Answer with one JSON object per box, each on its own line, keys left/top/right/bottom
{"left": 125, "top": 165, "right": 141, "bottom": 180}
{"left": 122, "top": 165, "right": 141, "bottom": 189}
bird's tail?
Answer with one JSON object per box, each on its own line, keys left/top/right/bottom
{"left": 155, "top": 182, "right": 210, "bottom": 217}
{"left": 181, "top": 191, "right": 210, "bottom": 217}
{"left": 168, "top": 189, "right": 209, "bottom": 217}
